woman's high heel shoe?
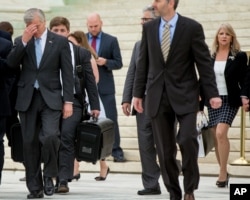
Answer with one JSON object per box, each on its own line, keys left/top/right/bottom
{"left": 68, "top": 173, "right": 81, "bottom": 182}
{"left": 216, "top": 173, "right": 229, "bottom": 188}
{"left": 72, "top": 173, "right": 81, "bottom": 181}
{"left": 95, "top": 167, "right": 110, "bottom": 181}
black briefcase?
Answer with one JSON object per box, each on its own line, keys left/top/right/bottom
{"left": 10, "top": 123, "right": 24, "bottom": 162}
{"left": 75, "top": 117, "right": 114, "bottom": 164}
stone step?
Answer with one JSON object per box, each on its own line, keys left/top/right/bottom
{"left": 3, "top": 145, "right": 250, "bottom": 165}
{"left": 3, "top": 158, "right": 250, "bottom": 178}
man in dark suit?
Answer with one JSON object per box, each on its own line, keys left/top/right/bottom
{"left": 6, "top": 8, "right": 74, "bottom": 198}
{"left": 122, "top": 5, "right": 161, "bottom": 195}
{"left": 133, "top": 1, "right": 222, "bottom": 200}
{"left": 86, "top": 13, "right": 125, "bottom": 162}
{"left": 0, "top": 32, "right": 13, "bottom": 185}
{"left": 0, "top": 21, "right": 20, "bottom": 151}
{"left": 49, "top": 16, "right": 100, "bottom": 193}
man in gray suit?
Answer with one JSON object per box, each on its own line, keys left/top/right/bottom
{"left": 133, "top": 1, "right": 222, "bottom": 200}
{"left": 86, "top": 13, "right": 125, "bottom": 162}
{"left": 7, "top": 8, "right": 74, "bottom": 199}
{"left": 122, "top": 5, "right": 161, "bottom": 195}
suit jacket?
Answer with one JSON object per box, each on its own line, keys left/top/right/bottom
{"left": 0, "top": 37, "right": 12, "bottom": 117}
{"left": 133, "top": 15, "right": 219, "bottom": 117}
{"left": 6, "top": 30, "right": 74, "bottom": 112}
{"left": 122, "top": 41, "right": 140, "bottom": 104}
{"left": 215, "top": 51, "right": 248, "bottom": 107}
{"left": 87, "top": 32, "right": 123, "bottom": 95}
{"left": 73, "top": 44, "right": 100, "bottom": 110}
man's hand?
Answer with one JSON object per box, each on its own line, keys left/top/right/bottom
{"left": 90, "top": 110, "right": 100, "bottom": 118}
{"left": 22, "top": 24, "right": 38, "bottom": 43}
{"left": 209, "top": 97, "right": 222, "bottom": 109}
{"left": 62, "top": 103, "right": 73, "bottom": 119}
{"left": 122, "top": 103, "right": 131, "bottom": 116}
{"left": 133, "top": 97, "right": 143, "bottom": 113}
{"left": 242, "top": 97, "right": 249, "bottom": 112}
{"left": 96, "top": 57, "right": 107, "bottom": 66}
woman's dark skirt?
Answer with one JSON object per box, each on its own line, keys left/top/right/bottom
{"left": 208, "top": 96, "right": 239, "bottom": 127}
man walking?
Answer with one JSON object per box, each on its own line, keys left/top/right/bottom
{"left": 7, "top": 8, "right": 74, "bottom": 199}
{"left": 133, "top": 1, "right": 222, "bottom": 199}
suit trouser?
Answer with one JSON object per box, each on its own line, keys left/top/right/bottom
{"left": 150, "top": 91, "right": 199, "bottom": 199}
{"left": 136, "top": 111, "right": 160, "bottom": 189}
{"left": 58, "top": 98, "right": 82, "bottom": 181}
{"left": 99, "top": 93, "right": 124, "bottom": 158}
{"left": 19, "top": 90, "right": 61, "bottom": 192}
{"left": 0, "top": 117, "right": 6, "bottom": 184}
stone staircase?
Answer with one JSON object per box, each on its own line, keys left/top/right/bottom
{"left": 1, "top": 0, "right": 250, "bottom": 177}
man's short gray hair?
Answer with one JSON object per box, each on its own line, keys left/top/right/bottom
{"left": 24, "top": 8, "right": 45, "bottom": 24}
{"left": 142, "top": 5, "right": 157, "bottom": 18}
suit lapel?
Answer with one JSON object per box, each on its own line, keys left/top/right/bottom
{"left": 26, "top": 38, "right": 37, "bottom": 67}
{"left": 98, "top": 32, "right": 105, "bottom": 55}
{"left": 225, "top": 52, "right": 234, "bottom": 73}
{"left": 151, "top": 18, "right": 165, "bottom": 64}
{"left": 167, "top": 15, "right": 186, "bottom": 59}
{"left": 212, "top": 53, "right": 233, "bottom": 75}
{"left": 39, "top": 31, "right": 54, "bottom": 68}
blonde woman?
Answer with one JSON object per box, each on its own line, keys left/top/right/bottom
{"left": 208, "top": 23, "right": 248, "bottom": 187}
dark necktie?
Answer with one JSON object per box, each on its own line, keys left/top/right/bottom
{"left": 161, "top": 23, "right": 170, "bottom": 61}
{"left": 91, "top": 36, "right": 97, "bottom": 52}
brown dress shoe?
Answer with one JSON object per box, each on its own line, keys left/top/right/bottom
{"left": 56, "top": 180, "right": 69, "bottom": 193}
{"left": 184, "top": 193, "right": 195, "bottom": 200}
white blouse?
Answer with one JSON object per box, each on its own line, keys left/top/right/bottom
{"left": 214, "top": 61, "right": 227, "bottom": 95}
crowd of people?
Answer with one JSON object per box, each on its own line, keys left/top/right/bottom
{"left": 0, "top": 0, "right": 250, "bottom": 200}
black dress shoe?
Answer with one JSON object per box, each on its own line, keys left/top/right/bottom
{"left": 27, "top": 190, "right": 44, "bottom": 199}
{"left": 56, "top": 180, "right": 69, "bottom": 193}
{"left": 137, "top": 188, "right": 161, "bottom": 195}
{"left": 19, "top": 176, "right": 26, "bottom": 181}
{"left": 43, "top": 176, "right": 54, "bottom": 196}
{"left": 113, "top": 157, "right": 126, "bottom": 162}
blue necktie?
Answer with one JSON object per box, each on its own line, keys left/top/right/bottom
{"left": 34, "top": 38, "right": 42, "bottom": 88}
{"left": 35, "top": 38, "right": 42, "bottom": 67}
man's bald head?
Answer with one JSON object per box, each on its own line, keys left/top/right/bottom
{"left": 86, "top": 13, "right": 103, "bottom": 36}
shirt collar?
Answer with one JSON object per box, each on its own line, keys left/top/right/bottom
{"left": 160, "top": 13, "right": 178, "bottom": 28}
{"left": 35, "top": 28, "right": 47, "bottom": 41}
{"left": 90, "top": 32, "right": 102, "bottom": 39}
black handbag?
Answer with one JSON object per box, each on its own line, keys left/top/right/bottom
{"left": 197, "top": 112, "right": 214, "bottom": 157}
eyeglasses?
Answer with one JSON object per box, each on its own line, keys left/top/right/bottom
{"left": 141, "top": 18, "right": 153, "bottom": 22}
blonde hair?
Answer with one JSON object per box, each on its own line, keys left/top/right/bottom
{"left": 68, "top": 30, "right": 98, "bottom": 59}
{"left": 211, "top": 23, "right": 241, "bottom": 58}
